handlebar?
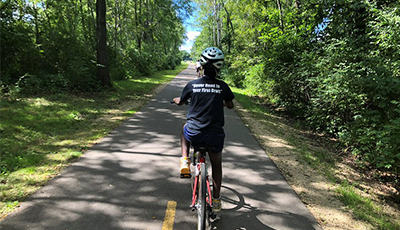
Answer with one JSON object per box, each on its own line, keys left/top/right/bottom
{"left": 170, "top": 99, "right": 190, "bottom": 105}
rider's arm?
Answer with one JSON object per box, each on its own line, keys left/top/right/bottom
{"left": 224, "top": 100, "right": 234, "bottom": 109}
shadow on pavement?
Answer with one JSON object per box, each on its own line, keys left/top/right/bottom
{"left": 0, "top": 65, "right": 322, "bottom": 230}
{"left": 211, "top": 185, "right": 320, "bottom": 230}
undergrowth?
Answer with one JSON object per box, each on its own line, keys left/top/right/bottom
{"left": 231, "top": 87, "right": 400, "bottom": 230}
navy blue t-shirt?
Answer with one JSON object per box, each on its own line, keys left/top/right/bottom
{"left": 180, "top": 75, "right": 235, "bottom": 133}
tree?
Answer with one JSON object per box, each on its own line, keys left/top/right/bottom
{"left": 1, "top": 0, "right": 188, "bottom": 91}
{"left": 192, "top": 0, "right": 400, "bottom": 175}
{"left": 181, "top": 50, "right": 191, "bottom": 61}
{"left": 96, "top": 0, "right": 111, "bottom": 87}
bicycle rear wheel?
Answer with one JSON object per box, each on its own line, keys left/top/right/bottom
{"left": 197, "top": 162, "right": 207, "bottom": 230}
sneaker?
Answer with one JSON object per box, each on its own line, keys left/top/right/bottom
{"left": 180, "top": 157, "right": 190, "bottom": 176}
{"left": 212, "top": 197, "right": 222, "bottom": 213}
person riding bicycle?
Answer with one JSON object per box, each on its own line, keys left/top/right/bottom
{"left": 172, "top": 47, "right": 235, "bottom": 213}
{"left": 195, "top": 59, "right": 202, "bottom": 77}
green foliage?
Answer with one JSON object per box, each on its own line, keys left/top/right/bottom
{"left": 241, "top": 64, "right": 275, "bottom": 102}
{"left": 192, "top": 0, "right": 400, "bottom": 176}
{"left": 0, "top": 2, "right": 41, "bottom": 85}
{"left": 1, "top": 0, "right": 188, "bottom": 91}
{"left": 181, "top": 50, "right": 191, "bottom": 61}
{"left": 232, "top": 84, "right": 400, "bottom": 229}
{"left": 304, "top": 2, "right": 400, "bottom": 172}
{"left": 15, "top": 74, "right": 69, "bottom": 94}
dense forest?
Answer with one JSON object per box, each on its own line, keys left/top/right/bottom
{"left": 1, "top": 0, "right": 190, "bottom": 92}
{"left": 1, "top": 0, "right": 399, "bottom": 177}
{"left": 191, "top": 0, "right": 400, "bottom": 177}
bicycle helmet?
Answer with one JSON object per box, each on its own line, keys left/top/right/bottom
{"left": 200, "top": 47, "right": 224, "bottom": 70}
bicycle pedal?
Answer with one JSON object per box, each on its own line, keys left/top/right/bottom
{"left": 210, "top": 212, "right": 217, "bottom": 219}
{"left": 210, "top": 212, "right": 220, "bottom": 222}
{"left": 180, "top": 173, "right": 191, "bottom": 179}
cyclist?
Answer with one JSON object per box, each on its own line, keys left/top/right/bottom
{"left": 195, "top": 59, "right": 202, "bottom": 77}
{"left": 172, "top": 47, "right": 235, "bottom": 213}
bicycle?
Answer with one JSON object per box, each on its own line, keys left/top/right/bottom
{"left": 196, "top": 67, "right": 203, "bottom": 78}
{"left": 188, "top": 145, "right": 216, "bottom": 230}
{"left": 170, "top": 100, "right": 216, "bottom": 229}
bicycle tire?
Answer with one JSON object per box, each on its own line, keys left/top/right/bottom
{"left": 197, "top": 162, "right": 207, "bottom": 230}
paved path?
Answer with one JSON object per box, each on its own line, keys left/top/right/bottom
{"left": 0, "top": 65, "right": 322, "bottom": 230}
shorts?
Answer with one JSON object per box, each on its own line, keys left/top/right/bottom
{"left": 183, "top": 125, "right": 225, "bottom": 153}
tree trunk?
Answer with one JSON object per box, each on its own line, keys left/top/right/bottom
{"left": 276, "top": 0, "right": 284, "bottom": 32}
{"left": 221, "top": 1, "right": 234, "bottom": 54}
{"left": 96, "top": 0, "right": 111, "bottom": 87}
{"left": 88, "top": 0, "right": 96, "bottom": 46}
{"left": 135, "top": 0, "right": 143, "bottom": 52}
{"left": 213, "top": 0, "right": 217, "bottom": 46}
{"left": 217, "top": 2, "right": 221, "bottom": 47}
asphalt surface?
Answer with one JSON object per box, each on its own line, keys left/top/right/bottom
{"left": 0, "top": 64, "right": 323, "bottom": 230}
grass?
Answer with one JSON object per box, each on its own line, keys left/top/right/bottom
{"left": 0, "top": 63, "right": 188, "bottom": 218}
{"left": 231, "top": 87, "right": 400, "bottom": 230}
{"left": 336, "top": 181, "right": 400, "bottom": 230}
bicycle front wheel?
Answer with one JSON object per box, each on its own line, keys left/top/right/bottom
{"left": 197, "top": 162, "right": 207, "bottom": 230}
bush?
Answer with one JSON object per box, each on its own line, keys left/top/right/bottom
{"left": 126, "top": 48, "right": 155, "bottom": 77}
{"left": 14, "top": 74, "right": 69, "bottom": 95}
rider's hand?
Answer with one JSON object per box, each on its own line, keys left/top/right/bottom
{"left": 172, "top": 97, "right": 181, "bottom": 105}
{"left": 224, "top": 100, "right": 234, "bottom": 109}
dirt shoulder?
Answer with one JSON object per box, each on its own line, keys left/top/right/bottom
{"left": 233, "top": 101, "right": 400, "bottom": 230}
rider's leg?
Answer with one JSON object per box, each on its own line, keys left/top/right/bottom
{"left": 181, "top": 129, "right": 190, "bottom": 158}
{"left": 209, "top": 151, "right": 222, "bottom": 212}
{"left": 180, "top": 126, "right": 191, "bottom": 175}
{"left": 209, "top": 151, "right": 222, "bottom": 198}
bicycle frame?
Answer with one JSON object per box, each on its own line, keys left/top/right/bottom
{"left": 190, "top": 148, "right": 214, "bottom": 230}
{"left": 190, "top": 151, "right": 212, "bottom": 209}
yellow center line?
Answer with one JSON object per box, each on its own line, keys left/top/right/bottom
{"left": 162, "top": 201, "right": 177, "bottom": 230}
